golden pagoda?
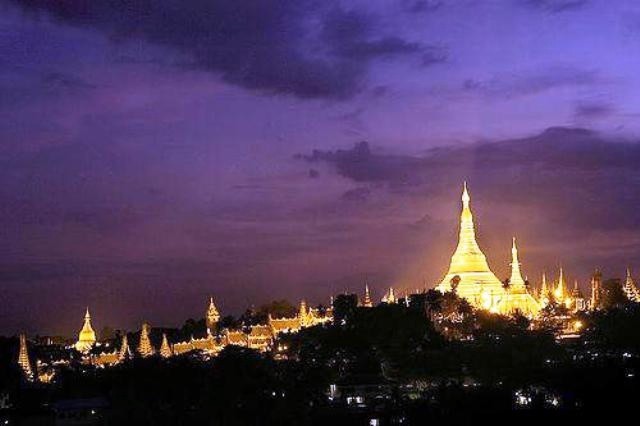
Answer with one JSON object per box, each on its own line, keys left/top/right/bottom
{"left": 138, "top": 323, "right": 155, "bottom": 357}
{"left": 118, "top": 335, "right": 131, "bottom": 361}
{"left": 381, "top": 287, "right": 397, "bottom": 304}
{"left": 437, "top": 183, "right": 504, "bottom": 309}
{"left": 17, "top": 333, "right": 33, "bottom": 381}
{"left": 74, "top": 308, "right": 97, "bottom": 353}
{"left": 498, "top": 238, "right": 540, "bottom": 317}
{"left": 539, "top": 273, "right": 550, "bottom": 308}
{"left": 160, "top": 333, "right": 173, "bottom": 358}
{"left": 623, "top": 268, "right": 640, "bottom": 302}
{"left": 206, "top": 297, "right": 220, "bottom": 335}
{"left": 362, "top": 284, "right": 373, "bottom": 308}
{"left": 553, "top": 268, "right": 572, "bottom": 308}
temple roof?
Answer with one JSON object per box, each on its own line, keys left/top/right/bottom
{"left": 509, "top": 237, "right": 526, "bottom": 290}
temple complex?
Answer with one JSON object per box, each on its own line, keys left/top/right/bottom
{"left": 74, "top": 308, "right": 96, "bottom": 353}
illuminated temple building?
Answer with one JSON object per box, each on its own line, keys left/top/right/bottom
{"left": 74, "top": 308, "right": 96, "bottom": 353}
{"left": 18, "top": 333, "right": 33, "bottom": 381}
{"left": 436, "top": 183, "right": 540, "bottom": 316}
{"left": 623, "top": 268, "right": 640, "bottom": 302}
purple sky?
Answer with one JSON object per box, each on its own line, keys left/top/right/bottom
{"left": 2, "top": 0, "right": 640, "bottom": 336}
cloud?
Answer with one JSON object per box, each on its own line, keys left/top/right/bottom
{"left": 521, "top": 0, "right": 590, "bottom": 13}
{"left": 462, "top": 66, "right": 600, "bottom": 99}
{"left": 402, "top": 1, "right": 444, "bottom": 14}
{"left": 8, "top": 0, "right": 438, "bottom": 100}
{"left": 574, "top": 101, "right": 615, "bottom": 120}
{"left": 341, "top": 187, "right": 371, "bottom": 202}
{"left": 299, "top": 127, "right": 640, "bottom": 233}
{"left": 41, "top": 72, "right": 96, "bottom": 91}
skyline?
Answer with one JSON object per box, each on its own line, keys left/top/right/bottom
{"left": 3, "top": 1, "right": 640, "bottom": 334}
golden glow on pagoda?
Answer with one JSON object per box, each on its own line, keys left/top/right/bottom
{"left": 501, "top": 237, "right": 540, "bottom": 317}
{"left": 74, "top": 308, "right": 96, "bottom": 353}
{"left": 18, "top": 333, "right": 33, "bottom": 381}
{"left": 437, "top": 183, "right": 504, "bottom": 305}
{"left": 160, "top": 333, "right": 173, "bottom": 358}
{"left": 623, "top": 268, "right": 640, "bottom": 302}
{"left": 437, "top": 183, "right": 540, "bottom": 317}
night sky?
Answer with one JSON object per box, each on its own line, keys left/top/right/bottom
{"left": 2, "top": 0, "right": 640, "bottom": 336}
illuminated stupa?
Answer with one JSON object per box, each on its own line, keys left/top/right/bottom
{"left": 623, "top": 268, "right": 640, "bottom": 302}
{"left": 18, "top": 334, "right": 33, "bottom": 381}
{"left": 500, "top": 237, "right": 540, "bottom": 317}
{"left": 74, "top": 308, "right": 97, "bottom": 353}
{"left": 437, "top": 183, "right": 504, "bottom": 309}
{"left": 437, "top": 183, "right": 539, "bottom": 316}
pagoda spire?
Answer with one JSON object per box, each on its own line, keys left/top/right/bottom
{"left": 509, "top": 237, "right": 526, "bottom": 289}
{"left": 554, "top": 267, "right": 566, "bottom": 300}
{"left": 363, "top": 284, "right": 373, "bottom": 308}
{"left": 206, "top": 297, "right": 220, "bottom": 335}
{"left": 137, "top": 323, "right": 155, "bottom": 357}
{"left": 382, "top": 287, "right": 396, "bottom": 304}
{"left": 160, "top": 333, "right": 172, "bottom": 358}
{"left": 623, "top": 267, "right": 640, "bottom": 302}
{"left": 17, "top": 334, "right": 33, "bottom": 381}
{"left": 75, "top": 307, "right": 97, "bottom": 353}
{"left": 298, "top": 300, "right": 308, "bottom": 327}
{"left": 456, "top": 182, "right": 484, "bottom": 262}
{"left": 118, "top": 335, "right": 131, "bottom": 361}
{"left": 298, "top": 300, "right": 308, "bottom": 317}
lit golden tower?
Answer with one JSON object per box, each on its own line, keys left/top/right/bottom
{"left": 362, "top": 284, "right": 373, "bottom": 308}
{"left": 160, "top": 333, "right": 173, "bottom": 358}
{"left": 539, "top": 273, "right": 550, "bottom": 307}
{"left": 298, "top": 300, "right": 309, "bottom": 327}
{"left": 206, "top": 297, "right": 220, "bottom": 335}
{"left": 437, "top": 183, "right": 503, "bottom": 305}
{"left": 623, "top": 268, "right": 640, "bottom": 302}
{"left": 554, "top": 267, "right": 571, "bottom": 307}
{"left": 498, "top": 238, "right": 540, "bottom": 317}
{"left": 17, "top": 334, "right": 33, "bottom": 381}
{"left": 590, "top": 269, "right": 602, "bottom": 310}
{"left": 118, "top": 335, "right": 131, "bottom": 361}
{"left": 74, "top": 308, "right": 97, "bottom": 353}
{"left": 138, "top": 323, "right": 155, "bottom": 357}
{"left": 381, "top": 287, "right": 396, "bottom": 304}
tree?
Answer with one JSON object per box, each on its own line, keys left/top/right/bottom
{"left": 332, "top": 294, "right": 358, "bottom": 325}
{"left": 256, "top": 299, "right": 297, "bottom": 319}
{"left": 180, "top": 318, "right": 206, "bottom": 337}
{"left": 601, "top": 278, "right": 628, "bottom": 308}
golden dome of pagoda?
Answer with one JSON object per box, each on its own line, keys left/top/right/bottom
{"left": 75, "top": 308, "right": 97, "bottom": 353}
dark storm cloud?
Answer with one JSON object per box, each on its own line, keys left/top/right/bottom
{"left": 522, "top": 0, "right": 590, "bottom": 13}
{"left": 402, "top": 1, "right": 444, "bottom": 14}
{"left": 8, "top": 0, "right": 436, "bottom": 99}
{"left": 41, "top": 72, "right": 96, "bottom": 91}
{"left": 300, "top": 127, "right": 640, "bottom": 232}
{"left": 574, "top": 101, "right": 615, "bottom": 119}
{"left": 341, "top": 187, "right": 371, "bottom": 202}
{"left": 463, "top": 67, "right": 599, "bottom": 99}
